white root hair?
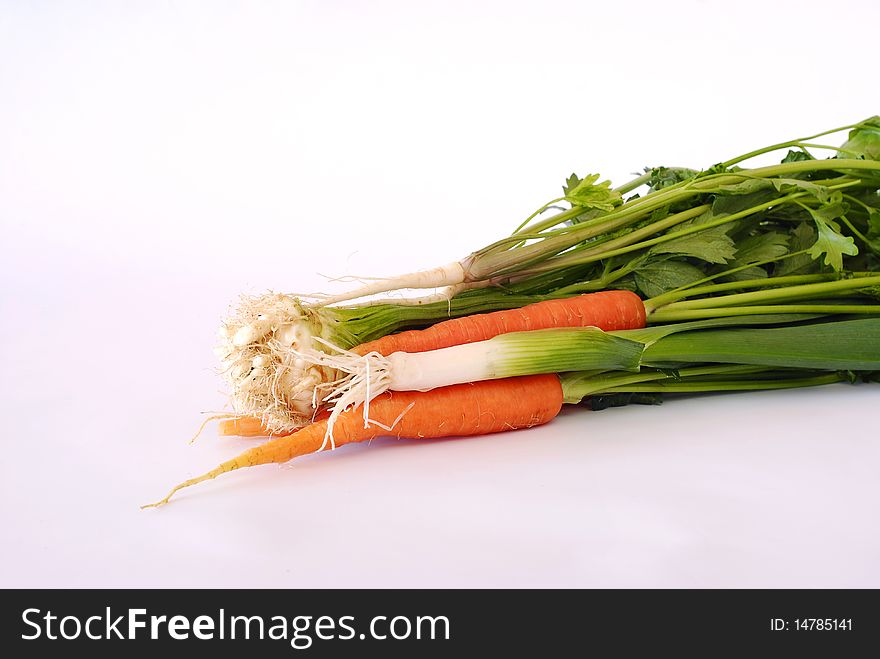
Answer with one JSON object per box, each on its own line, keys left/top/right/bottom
{"left": 215, "top": 291, "right": 416, "bottom": 441}
{"left": 215, "top": 292, "right": 341, "bottom": 434}
{"left": 292, "top": 337, "right": 400, "bottom": 450}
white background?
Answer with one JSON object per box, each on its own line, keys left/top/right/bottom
{"left": 2, "top": 0, "right": 878, "bottom": 588}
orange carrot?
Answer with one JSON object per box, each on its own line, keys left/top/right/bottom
{"left": 147, "top": 374, "right": 563, "bottom": 507}
{"left": 352, "top": 289, "right": 645, "bottom": 356}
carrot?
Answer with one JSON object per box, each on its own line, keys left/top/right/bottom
{"left": 352, "top": 289, "right": 646, "bottom": 356}
{"left": 146, "top": 374, "right": 563, "bottom": 507}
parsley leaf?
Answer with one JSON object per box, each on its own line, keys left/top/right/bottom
{"left": 732, "top": 231, "right": 790, "bottom": 264}
{"left": 650, "top": 219, "right": 736, "bottom": 264}
{"left": 770, "top": 178, "right": 838, "bottom": 204}
{"left": 562, "top": 173, "right": 582, "bottom": 197}
{"left": 775, "top": 223, "right": 820, "bottom": 276}
{"left": 724, "top": 231, "right": 789, "bottom": 281}
{"left": 805, "top": 204, "right": 859, "bottom": 271}
{"left": 633, "top": 258, "right": 706, "bottom": 298}
{"left": 564, "top": 174, "right": 621, "bottom": 212}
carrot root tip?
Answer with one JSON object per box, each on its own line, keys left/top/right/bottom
{"left": 141, "top": 462, "right": 237, "bottom": 508}
{"left": 141, "top": 487, "right": 180, "bottom": 509}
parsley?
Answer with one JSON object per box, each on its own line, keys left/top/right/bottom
{"left": 801, "top": 202, "right": 859, "bottom": 271}
{"left": 563, "top": 173, "right": 621, "bottom": 212}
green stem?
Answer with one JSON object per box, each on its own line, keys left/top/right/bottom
{"left": 844, "top": 193, "right": 880, "bottom": 215}
{"left": 652, "top": 275, "right": 880, "bottom": 312}
{"left": 700, "top": 159, "right": 880, "bottom": 185}
{"left": 798, "top": 143, "right": 866, "bottom": 158}
{"left": 643, "top": 271, "right": 872, "bottom": 312}
{"left": 838, "top": 214, "right": 871, "bottom": 245}
{"left": 517, "top": 192, "right": 806, "bottom": 276}
{"left": 331, "top": 288, "right": 566, "bottom": 345}
{"left": 613, "top": 171, "right": 653, "bottom": 196}
{"left": 471, "top": 160, "right": 876, "bottom": 278}
{"left": 648, "top": 304, "right": 880, "bottom": 323}
{"left": 550, "top": 261, "right": 638, "bottom": 295}
{"left": 559, "top": 364, "right": 772, "bottom": 402}
{"left": 471, "top": 187, "right": 687, "bottom": 274}
{"left": 718, "top": 121, "right": 857, "bottom": 168}
{"left": 511, "top": 197, "right": 571, "bottom": 235}
{"left": 568, "top": 203, "right": 712, "bottom": 260}
{"left": 598, "top": 373, "right": 845, "bottom": 394}
{"left": 512, "top": 171, "right": 657, "bottom": 237}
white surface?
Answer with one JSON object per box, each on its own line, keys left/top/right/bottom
{"left": 1, "top": 0, "right": 878, "bottom": 588}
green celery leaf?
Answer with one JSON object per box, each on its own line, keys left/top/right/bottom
{"left": 704, "top": 163, "right": 733, "bottom": 176}
{"left": 775, "top": 222, "right": 820, "bottom": 276}
{"left": 609, "top": 274, "right": 639, "bottom": 292}
{"left": 733, "top": 231, "right": 790, "bottom": 263}
{"left": 564, "top": 174, "right": 621, "bottom": 211}
{"left": 728, "top": 266, "right": 769, "bottom": 281}
{"left": 562, "top": 173, "right": 581, "bottom": 197}
{"left": 650, "top": 221, "right": 737, "bottom": 264}
{"left": 704, "top": 178, "right": 772, "bottom": 196}
{"left": 634, "top": 259, "right": 706, "bottom": 298}
{"left": 709, "top": 184, "right": 779, "bottom": 216}
{"left": 724, "top": 231, "right": 790, "bottom": 280}
{"left": 809, "top": 201, "right": 849, "bottom": 223}
{"left": 707, "top": 176, "right": 836, "bottom": 204}
{"left": 647, "top": 166, "right": 699, "bottom": 192}
{"left": 782, "top": 149, "right": 814, "bottom": 163}
{"left": 770, "top": 178, "right": 838, "bottom": 204}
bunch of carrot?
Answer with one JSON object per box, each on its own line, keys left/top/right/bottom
{"left": 146, "top": 118, "right": 880, "bottom": 506}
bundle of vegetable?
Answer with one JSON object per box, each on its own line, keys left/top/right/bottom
{"left": 216, "top": 117, "right": 880, "bottom": 434}
{"left": 143, "top": 117, "right": 880, "bottom": 506}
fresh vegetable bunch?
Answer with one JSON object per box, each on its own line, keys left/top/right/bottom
{"left": 148, "top": 117, "right": 880, "bottom": 506}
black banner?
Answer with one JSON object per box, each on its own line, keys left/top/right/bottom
{"left": 1, "top": 589, "right": 876, "bottom": 655}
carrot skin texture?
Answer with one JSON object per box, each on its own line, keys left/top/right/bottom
{"left": 259, "top": 374, "right": 562, "bottom": 460}
{"left": 147, "top": 374, "right": 563, "bottom": 506}
{"left": 352, "top": 290, "right": 646, "bottom": 356}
